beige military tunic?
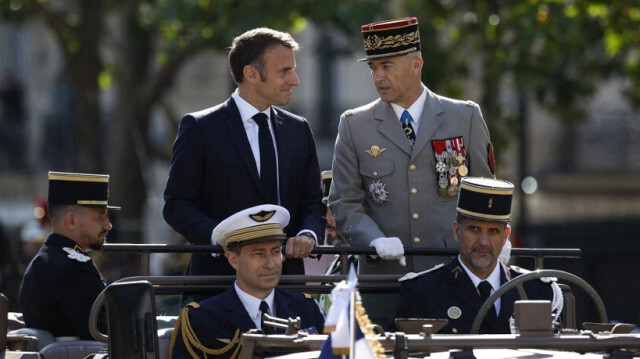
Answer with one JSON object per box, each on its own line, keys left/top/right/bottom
{"left": 329, "top": 86, "right": 495, "bottom": 275}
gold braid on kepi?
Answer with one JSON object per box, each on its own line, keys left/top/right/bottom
{"left": 169, "top": 302, "right": 243, "bottom": 359}
{"left": 355, "top": 295, "right": 386, "bottom": 359}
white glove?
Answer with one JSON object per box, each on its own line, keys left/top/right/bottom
{"left": 499, "top": 239, "right": 511, "bottom": 266}
{"left": 210, "top": 230, "right": 221, "bottom": 258}
{"left": 370, "top": 237, "right": 406, "bottom": 266}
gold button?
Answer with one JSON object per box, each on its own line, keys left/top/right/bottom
{"left": 413, "top": 237, "right": 420, "bottom": 244}
{"left": 409, "top": 164, "right": 416, "bottom": 171}
{"left": 373, "top": 171, "right": 378, "bottom": 177}
{"left": 412, "top": 213, "right": 419, "bottom": 220}
{"left": 452, "top": 328, "right": 458, "bottom": 334}
{"left": 410, "top": 188, "right": 418, "bottom": 195}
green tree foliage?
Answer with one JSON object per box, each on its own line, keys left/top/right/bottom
{"left": 400, "top": 0, "right": 639, "bottom": 153}
{"left": 1, "top": 0, "right": 638, "bottom": 247}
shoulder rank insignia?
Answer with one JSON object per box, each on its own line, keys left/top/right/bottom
{"left": 364, "top": 145, "right": 386, "bottom": 158}
{"left": 452, "top": 266, "right": 463, "bottom": 279}
{"left": 63, "top": 247, "right": 91, "bottom": 262}
{"left": 398, "top": 263, "right": 444, "bottom": 282}
{"left": 344, "top": 109, "right": 354, "bottom": 117}
{"left": 303, "top": 292, "right": 312, "bottom": 299}
{"left": 465, "top": 100, "right": 475, "bottom": 107}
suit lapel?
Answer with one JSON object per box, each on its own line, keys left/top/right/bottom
{"left": 375, "top": 102, "right": 412, "bottom": 155}
{"left": 223, "top": 98, "right": 261, "bottom": 190}
{"left": 272, "top": 289, "right": 294, "bottom": 334}
{"left": 411, "top": 88, "right": 444, "bottom": 160}
{"left": 271, "top": 108, "right": 289, "bottom": 205}
{"left": 450, "top": 262, "right": 483, "bottom": 313}
{"left": 222, "top": 286, "right": 256, "bottom": 332}
{"left": 494, "top": 266, "right": 516, "bottom": 331}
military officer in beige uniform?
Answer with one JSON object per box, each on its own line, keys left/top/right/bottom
{"left": 329, "top": 17, "right": 495, "bottom": 324}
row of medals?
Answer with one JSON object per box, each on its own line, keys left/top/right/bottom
{"left": 435, "top": 152, "right": 468, "bottom": 197}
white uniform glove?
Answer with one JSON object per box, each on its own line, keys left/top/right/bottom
{"left": 499, "top": 239, "right": 511, "bottom": 266}
{"left": 370, "top": 237, "right": 406, "bottom": 266}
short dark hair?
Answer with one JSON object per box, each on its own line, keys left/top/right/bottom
{"left": 228, "top": 27, "right": 299, "bottom": 84}
{"left": 49, "top": 204, "right": 78, "bottom": 223}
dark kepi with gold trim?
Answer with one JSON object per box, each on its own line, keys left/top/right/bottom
{"left": 48, "top": 171, "right": 120, "bottom": 210}
{"left": 359, "top": 17, "right": 421, "bottom": 61}
{"left": 456, "top": 177, "right": 513, "bottom": 223}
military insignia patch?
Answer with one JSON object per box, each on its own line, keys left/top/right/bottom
{"left": 487, "top": 143, "right": 496, "bottom": 175}
{"left": 431, "top": 137, "right": 469, "bottom": 198}
{"left": 447, "top": 306, "right": 462, "bottom": 319}
{"left": 368, "top": 179, "right": 389, "bottom": 206}
{"left": 63, "top": 247, "right": 91, "bottom": 262}
{"left": 364, "top": 145, "right": 386, "bottom": 158}
{"left": 249, "top": 210, "right": 276, "bottom": 222}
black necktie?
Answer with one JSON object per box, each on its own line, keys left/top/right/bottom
{"left": 259, "top": 300, "right": 272, "bottom": 334}
{"left": 253, "top": 113, "right": 277, "bottom": 204}
{"left": 400, "top": 110, "right": 416, "bottom": 147}
{"left": 478, "top": 281, "right": 496, "bottom": 317}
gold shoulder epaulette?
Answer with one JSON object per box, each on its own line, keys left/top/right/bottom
{"left": 170, "top": 304, "right": 243, "bottom": 359}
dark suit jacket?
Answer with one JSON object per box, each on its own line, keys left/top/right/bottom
{"left": 163, "top": 97, "right": 325, "bottom": 276}
{"left": 170, "top": 286, "right": 325, "bottom": 359}
{"left": 19, "top": 233, "right": 107, "bottom": 340}
{"left": 390, "top": 258, "right": 555, "bottom": 334}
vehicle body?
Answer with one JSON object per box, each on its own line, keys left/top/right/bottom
{"left": 2, "top": 245, "right": 639, "bottom": 358}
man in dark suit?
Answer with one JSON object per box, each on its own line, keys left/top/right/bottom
{"left": 170, "top": 205, "right": 325, "bottom": 358}
{"left": 163, "top": 27, "right": 325, "bottom": 281}
{"left": 390, "top": 177, "right": 562, "bottom": 334}
{"left": 20, "top": 171, "right": 118, "bottom": 340}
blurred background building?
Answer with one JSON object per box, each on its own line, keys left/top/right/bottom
{"left": 0, "top": 1, "right": 639, "bottom": 324}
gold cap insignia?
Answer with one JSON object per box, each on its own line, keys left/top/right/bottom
{"left": 249, "top": 210, "right": 276, "bottom": 222}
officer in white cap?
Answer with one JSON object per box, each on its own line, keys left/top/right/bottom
{"left": 170, "top": 204, "right": 325, "bottom": 359}
{"left": 390, "top": 177, "right": 562, "bottom": 334}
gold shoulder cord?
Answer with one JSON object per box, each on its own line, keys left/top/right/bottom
{"left": 169, "top": 303, "right": 243, "bottom": 358}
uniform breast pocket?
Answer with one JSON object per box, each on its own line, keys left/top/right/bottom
{"left": 360, "top": 160, "right": 394, "bottom": 206}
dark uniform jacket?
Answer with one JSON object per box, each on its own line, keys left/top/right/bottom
{"left": 390, "top": 258, "right": 555, "bottom": 334}
{"left": 19, "top": 233, "right": 107, "bottom": 340}
{"left": 163, "top": 97, "right": 325, "bottom": 278}
{"left": 170, "top": 286, "right": 325, "bottom": 359}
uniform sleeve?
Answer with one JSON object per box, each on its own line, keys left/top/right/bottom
{"left": 294, "top": 121, "right": 326, "bottom": 243}
{"left": 467, "top": 103, "right": 495, "bottom": 178}
{"left": 329, "top": 113, "right": 386, "bottom": 247}
{"left": 163, "top": 115, "right": 218, "bottom": 245}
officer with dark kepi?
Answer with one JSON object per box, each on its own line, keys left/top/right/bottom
{"left": 329, "top": 16, "right": 495, "bottom": 325}
{"left": 170, "top": 204, "right": 324, "bottom": 359}
{"left": 19, "top": 171, "right": 118, "bottom": 340}
{"left": 390, "top": 177, "right": 562, "bottom": 334}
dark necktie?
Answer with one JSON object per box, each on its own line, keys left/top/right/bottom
{"left": 478, "top": 281, "right": 496, "bottom": 317}
{"left": 400, "top": 110, "right": 416, "bottom": 147}
{"left": 259, "top": 300, "right": 273, "bottom": 334}
{"left": 253, "top": 113, "right": 277, "bottom": 204}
